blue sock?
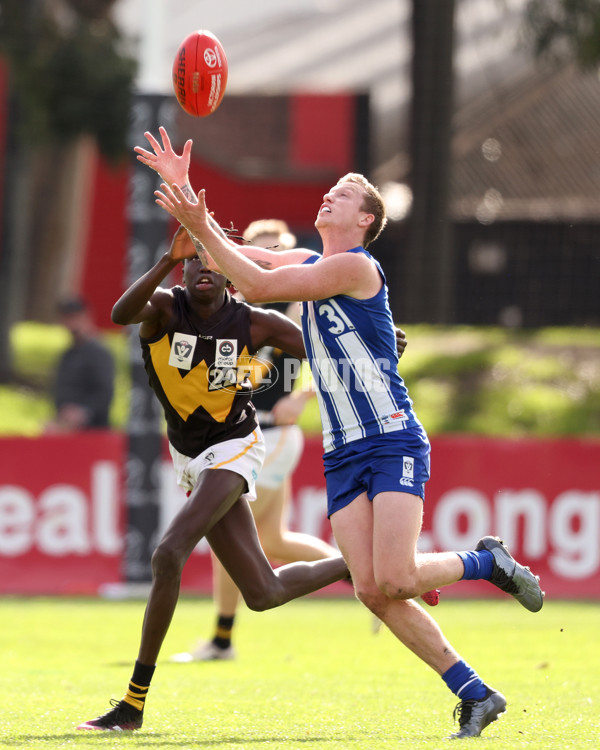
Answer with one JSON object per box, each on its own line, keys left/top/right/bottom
{"left": 442, "top": 660, "right": 487, "bottom": 701}
{"left": 457, "top": 549, "right": 494, "bottom": 580}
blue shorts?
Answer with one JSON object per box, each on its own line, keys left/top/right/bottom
{"left": 323, "top": 431, "right": 431, "bottom": 518}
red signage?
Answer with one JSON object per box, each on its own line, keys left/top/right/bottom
{"left": 0, "top": 433, "right": 125, "bottom": 594}
{"left": 290, "top": 436, "right": 600, "bottom": 600}
{"left": 0, "top": 434, "right": 598, "bottom": 599}
{"left": 423, "top": 436, "right": 600, "bottom": 599}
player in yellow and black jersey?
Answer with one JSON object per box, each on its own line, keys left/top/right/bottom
{"left": 141, "top": 273, "right": 258, "bottom": 458}
{"left": 77, "top": 226, "right": 349, "bottom": 732}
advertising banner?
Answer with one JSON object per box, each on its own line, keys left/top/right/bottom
{"left": 162, "top": 435, "right": 600, "bottom": 600}
{"left": 288, "top": 436, "right": 600, "bottom": 600}
{"left": 0, "top": 434, "right": 598, "bottom": 599}
{"left": 422, "top": 436, "right": 600, "bottom": 599}
{"left": 0, "top": 433, "right": 125, "bottom": 594}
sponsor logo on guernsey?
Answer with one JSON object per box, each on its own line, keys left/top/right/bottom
{"left": 169, "top": 332, "right": 197, "bottom": 370}
{"left": 215, "top": 339, "right": 237, "bottom": 367}
{"left": 381, "top": 410, "right": 408, "bottom": 425}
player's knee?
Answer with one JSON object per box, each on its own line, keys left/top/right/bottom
{"left": 151, "top": 542, "right": 185, "bottom": 579}
{"left": 354, "top": 584, "right": 389, "bottom": 618}
{"left": 243, "top": 585, "right": 283, "bottom": 612}
{"left": 376, "top": 573, "right": 417, "bottom": 600}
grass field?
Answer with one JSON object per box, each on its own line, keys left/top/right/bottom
{"left": 1, "top": 596, "right": 599, "bottom": 749}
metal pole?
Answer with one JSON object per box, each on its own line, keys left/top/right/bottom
{"left": 403, "top": 0, "right": 456, "bottom": 323}
{"left": 123, "top": 0, "right": 175, "bottom": 582}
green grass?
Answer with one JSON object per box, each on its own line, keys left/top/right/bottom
{"left": 1, "top": 597, "right": 599, "bottom": 748}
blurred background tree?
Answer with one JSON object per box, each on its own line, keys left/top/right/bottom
{"left": 525, "top": 0, "right": 600, "bottom": 68}
{"left": 0, "top": 0, "right": 136, "bottom": 382}
{"left": 403, "top": 0, "right": 600, "bottom": 325}
{"left": 1, "top": 0, "right": 599, "bottom": 386}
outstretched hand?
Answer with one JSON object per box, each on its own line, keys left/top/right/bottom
{"left": 168, "top": 225, "right": 198, "bottom": 262}
{"left": 134, "top": 126, "right": 192, "bottom": 187}
{"left": 155, "top": 182, "right": 209, "bottom": 238}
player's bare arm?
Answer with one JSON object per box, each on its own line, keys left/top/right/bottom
{"left": 240, "top": 251, "right": 382, "bottom": 302}
{"left": 249, "top": 307, "right": 306, "bottom": 360}
{"left": 153, "top": 181, "right": 295, "bottom": 276}
{"left": 155, "top": 184, "right": 380, "bottom": 302}
{"left": 111, "top": 226, "right": 194, "bottom": 335}
{"left": 135, "top": 127, "right": 239, "bottom": 264}
{"left": 134, "top": 126, "right": 194, "bottom": 195}
{"left": 133, "top": 127, "right": 223, "bottom": 273}
{"left": 234, "top": 244, "right": 316, "bottom": 269}
{"left": 137, "top": 128, "right": 316, "bottom": 275}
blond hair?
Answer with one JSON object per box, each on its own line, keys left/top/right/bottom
{"left": 337, "top": 173, "right": 387, "bottom": 248}
{"left": 242, "top": 219, "right": 297, "bottom": 250}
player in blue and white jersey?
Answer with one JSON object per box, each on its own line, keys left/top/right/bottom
{"left": 146, "top": 127, "right": 544, "bottom": 740}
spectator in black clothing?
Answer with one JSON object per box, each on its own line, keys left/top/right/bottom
{"left": 46, "top": 297, "right": 115, "bottom": 432}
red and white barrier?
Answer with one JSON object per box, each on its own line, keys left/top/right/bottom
{"left": 0, "top": 434, "right": 598, "bottom": 599}
{"left": 0, "top": 433, "right": 125, "bottom": 594}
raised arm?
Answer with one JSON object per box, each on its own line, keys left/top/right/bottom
{"left": 249, "top": 307, "right": 306, "bottom": 360}
{"left": 136, "top": 127, "right": 318, "bottom": 278}
{"left": 134, "top": 126, "right": 195, "bottom": 201}
{"left": 111, "top": 226, "right": 195, "bottom": 336}
{"left": 134, "top": 127, "right": 241, "bottom": 264}
{"left": 154, "top": 184, "right": 382, "bottom": 304}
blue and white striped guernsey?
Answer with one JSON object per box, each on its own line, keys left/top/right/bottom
{"left": 300, "top": 247, "right": 427, "bottom": 453}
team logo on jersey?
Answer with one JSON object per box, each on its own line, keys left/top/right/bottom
{"left": 168, "top": 332, "right": 197, "bottom": 370}
{"left": 402, "top": 456, "right": 414, "bottom": 479}
{"left": 215, "top": 339, "right": 237, "bottom": 367}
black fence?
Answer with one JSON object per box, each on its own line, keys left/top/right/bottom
{"left": 377, "top": 220, "right": 600, "bottom": 327}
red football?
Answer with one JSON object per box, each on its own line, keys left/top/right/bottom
{"left": 172, "top": 30, "right": 228, "bottom": 117}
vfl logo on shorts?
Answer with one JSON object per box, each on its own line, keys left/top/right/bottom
{"left": 400, "top": 456, "right": 415, "bottom": 487}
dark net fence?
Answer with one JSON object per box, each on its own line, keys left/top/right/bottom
{"left": 376, "top": 219, "right": 600, "bottom": 327}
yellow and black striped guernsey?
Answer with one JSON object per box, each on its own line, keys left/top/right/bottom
{"left": 140, "top": 287, "right": 258, "bottom": 458}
